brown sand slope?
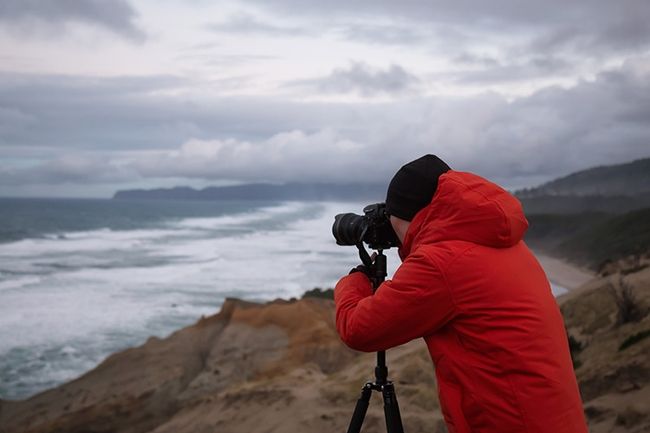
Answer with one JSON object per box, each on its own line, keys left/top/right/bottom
{"left": 559, "top": 264, "right": 650, "bottom": 433}
{"left": 0, "top": 297, "right": 444, "bottom": 433}
{"left": 1, "top": 263, "right": 648, "bottom": 433}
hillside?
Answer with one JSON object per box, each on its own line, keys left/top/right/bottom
{"left": 526, "top": 208, "right": 650, "bottom": 271}
{"left": 518, "top": 193, "right": 650, "bottom": 215}
{"left": 1, "top": 262, "right": 649, "bottom": 433}
{"left": 516, "top": 157, "right": 650, "bottom": 197}
{"left": 554, "top": 208, "right": 650, "bottom": 271}
{"left": 513, "top": 157, "right": 650, "bottom": 214}
{"left": 111, "top": 158, "right": 650, "bottom": 215}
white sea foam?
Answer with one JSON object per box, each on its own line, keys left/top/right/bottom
{"left": 1, "top": 228, "right": 178, "bottom": 256}
{"left": 550, "top": 282, "right": 568, "bottom": 296}
{"left": 0, "top": 201, "right": 375, "bottom": 399}
{"left": 0, "top": 276, "right": 41, "bottom": 292}
{"left": 174, "top": 202, "right": 306, "bottom": 229}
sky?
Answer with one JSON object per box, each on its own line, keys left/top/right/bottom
{"left": 0, "top": 0, "right": 649, "bottom": 198}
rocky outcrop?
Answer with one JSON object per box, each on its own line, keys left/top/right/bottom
{"left": 1, "top": 266, "right": 649, "bottom": 433}
{"left": 561, "top": 265, "right": 650, "bottom": 433}
{"left": 0, "top": 297, "right": 443, "bottom": 433}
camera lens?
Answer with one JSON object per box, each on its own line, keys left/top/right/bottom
{"left": 332, "top": 213, "right": 367, "bottom": 246}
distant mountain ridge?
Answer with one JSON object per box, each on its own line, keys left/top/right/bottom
{"left": 525, "top": 208, "right": 650, "bottom": 270}
{"left": 516, "top": 157, "right": 650, "bottom": 197}
{"left": 113, "top": 157, "right": 650, "bottom": 213}
{"left": 515, "top": 157, "right": 650, "bottom": 214}
{"left": 113, "top": 182, "right": 386, "bottom": 202}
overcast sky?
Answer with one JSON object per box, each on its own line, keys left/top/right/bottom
{"left": 0, "top": 0, "right": 649, "bottom": 197}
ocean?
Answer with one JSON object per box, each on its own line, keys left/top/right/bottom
{"left": 0, "top": 198, "right": 399, "bottom": 400}
{"left": 0, "top": 198, "right": 566, "bottom": 400}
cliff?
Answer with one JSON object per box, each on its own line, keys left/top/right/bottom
{"left": 1, "top": 265, "right": 649, "bottom": 433}
{"left": 0, "top": 297, "right": 445, "bottom": 433}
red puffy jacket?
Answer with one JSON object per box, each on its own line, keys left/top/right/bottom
{"left": 335, "top": 170, "right": 588, "bottom": 433}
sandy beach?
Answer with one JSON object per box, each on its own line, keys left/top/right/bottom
{"left": 533, "top": 252, "right": 596, "bottom": 291}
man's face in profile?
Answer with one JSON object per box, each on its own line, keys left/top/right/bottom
{"left": 389, "top": 215, "right": 410, "bottom": 246}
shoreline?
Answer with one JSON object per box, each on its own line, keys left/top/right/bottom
{"left": 533, "top": 252, "right": 595, "bottom": 291}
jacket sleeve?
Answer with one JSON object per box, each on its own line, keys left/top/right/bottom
{"left": 334, "top": 249, "right": 456, "bottom": 352}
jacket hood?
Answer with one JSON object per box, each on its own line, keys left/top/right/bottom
{"left": 399, "top": 170, "right": 529, "bottom": 259}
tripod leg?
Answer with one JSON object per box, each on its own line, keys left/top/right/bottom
{"left": 382, "top": 382, "right": 404, "bottom": 433}
{"left": 347, "top": 383, "right": 373, "bottom": 433}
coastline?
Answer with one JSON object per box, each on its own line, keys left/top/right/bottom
{"left": 533, "top": 252, "right": 595, "bottom": 291}
{"left": 2, "top": 257, "right": 647, "bottom": 433}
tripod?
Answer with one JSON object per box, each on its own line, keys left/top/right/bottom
{"left": 346, "top": 248, "right": 404, "bottom": 433}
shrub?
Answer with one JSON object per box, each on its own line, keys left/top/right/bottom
{"left": 302, "top": 287, "right": 334, "bottom": 300}
{"left": 619, "top": 329, "right": 650, "bottom": 351}
{"left": 567, "top": 330, "right": 583, "bottom": 369}
{"left": 608, "top": 276, "right": 645, "bottom": 326}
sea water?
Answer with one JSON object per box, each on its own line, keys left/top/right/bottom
{"left": 0, "top": 198, "right": 398, "bottom": 400}
{"left": 0, "top": 198, "right": 567, "bottom": 400}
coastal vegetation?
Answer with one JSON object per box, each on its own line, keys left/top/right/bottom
{"left": 526, "top": 208, "right": 650, "bottom": 271}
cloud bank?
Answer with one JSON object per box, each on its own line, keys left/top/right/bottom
{"left": 1, "top": 58, "right": 648, "bottom": 194}
{"left": 0, "top": 0, "right": 145, "bottom": 41}
{"left": 0, "top": 0, "right": 648, "bottom": 197}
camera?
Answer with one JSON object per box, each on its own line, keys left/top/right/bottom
{"left": 332, "top": 203, "right": 400, "bottom": 250}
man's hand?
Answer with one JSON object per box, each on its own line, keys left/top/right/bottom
{"left": 348, "top": 252, "right": 378, "bottom": 278}
{"left": 349, "top": 264, "right": 371, "bottom": 277}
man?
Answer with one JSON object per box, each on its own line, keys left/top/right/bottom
{"left": 334, "top": 155, "right": 588, "bottom": 433}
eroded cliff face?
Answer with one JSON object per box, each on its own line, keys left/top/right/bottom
{"left": 0, "top": 297, "right": 444, "bottom": 433}
{"left": 560, "top": 265, "right": 650, "bottom": 433}
{"left": 1, "top": 267, "right": 648, "bottom": 433}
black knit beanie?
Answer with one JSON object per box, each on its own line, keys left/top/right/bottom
{"left": 385, "top": 155, "right": 451, "bottom": 221}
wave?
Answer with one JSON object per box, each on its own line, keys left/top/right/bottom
{"left": 0, "top": 200, "right": 393, "bottom": 399}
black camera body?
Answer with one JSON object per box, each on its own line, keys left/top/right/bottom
{"left": 332, "top": 203, "right": 400, "bottom": 251}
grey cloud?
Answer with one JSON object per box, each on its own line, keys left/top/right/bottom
{"left": 526, "top": 7, "right": 650, "bottom": 56}
{"left": 453, "top": 52, "right": 500, "bottom": 67}
{"left": 0, "top": 72, "right": 363, "bottom": 152}
{"left": 451, "top": 55, "right": 574, "bottom": 84}
{"left": 335, "top": 22, "right": 427, "bottom": 46}
{"left": 454, "top": 62, "right": 650, "bottom": 184}
{"left": 132, "top": 59, "right": 650, "bottom": 188}
{"left": 178, "top": 53, "right": 279, "bottom": 67}
{"left": 207, "top": 1, "right": 649, "bottom": 89}
{"left": 0, "top": 73, "right": 206, "bottom": 151}
{"left": 0, "top": 154, "right": 136, "bottom": 186}
{"left": 206, "top": 12, "right": 310, "bottom": 36}
{"left": 0, "top": 0, "right": 145, "bottom": 41}
{"left": 235, "top": 0, "right": 647, "bottom": 32}
{"left": 292, "top": 63, "right": 421, "bottom": 97}
{"left": 130, "top": 130, "right": 372, "bottom": 184}
{"left": 1, "top": 60, "right": 649, "bottom": 192}
{"left": 237, "top": 0, "right": 650, "bottom": 57}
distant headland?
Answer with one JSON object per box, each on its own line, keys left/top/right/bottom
{"left": 113, "top": 182, "right": 386, "bottom": 202}
{"left": 113, "top": 158, "right": 650, "bottom": 214}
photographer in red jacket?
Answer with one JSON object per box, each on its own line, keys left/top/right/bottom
{"left": 335, "top": 155, "right": 588, "bottom": 433}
